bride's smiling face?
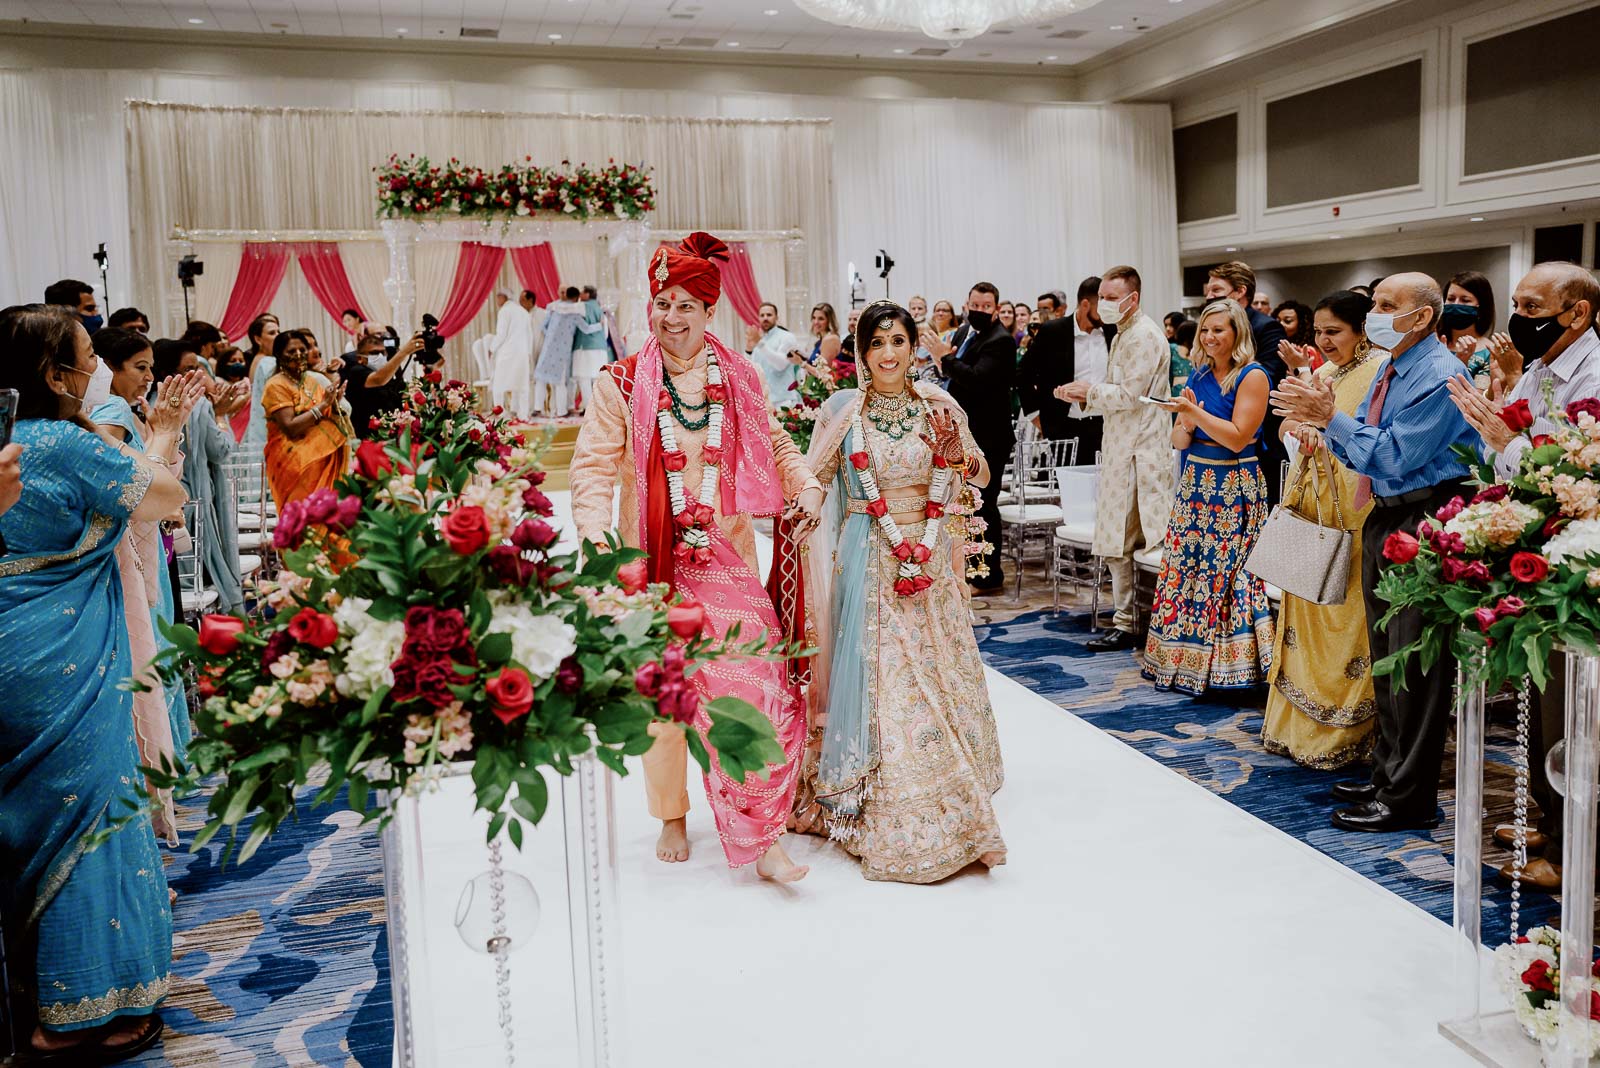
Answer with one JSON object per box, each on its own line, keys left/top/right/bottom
{"left": 864, "top": 316, "right": 912, "bottom": 392}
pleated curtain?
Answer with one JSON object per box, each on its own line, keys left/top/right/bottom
{"left": 217, "top": 243, "right": 291, "bottom": 341}
{"left": 292, "top": 242, "right": 367, "bottom": 331}
{"left": 720, "top": 243, "right": 766, "bottom": 326}
{"left": 435, "top": 242, "right": 507, "bottom": 339}
{"left": 509, "top": 245, "right": 561, "bottom": 306}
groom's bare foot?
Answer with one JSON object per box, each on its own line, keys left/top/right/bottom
{"left": 756, "top": 839, "right": 808, "bottom": 883}
{"left": 655, "top": 817, "right": 689, "bottom": 863}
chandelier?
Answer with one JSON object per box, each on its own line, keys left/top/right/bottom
{"left": 794, "top": 0, "right": 1098, "bottom": 44}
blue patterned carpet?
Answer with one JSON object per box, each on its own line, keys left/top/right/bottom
{"left": 131, "top": 782, "right": 392, "bottom": 1067}
{"left": 977, "top": 609, "right": 1561, "bottom": 942}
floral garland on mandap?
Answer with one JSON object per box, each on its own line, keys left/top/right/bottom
{"left": 1375, "top": 391, "right": 1600, "bottom": 694}
{"left": 124, "top": 372, "right": 784, "bottom": 865}
{"left": 375, "top": 154, "right": 654, "bottom": 221}
{"left": 1492, "top": 926, "right": 1600, "bottom": 1052}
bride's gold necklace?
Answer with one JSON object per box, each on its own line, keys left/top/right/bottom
{"left": 866, "top": 388, "right": 922, "bottom": 441}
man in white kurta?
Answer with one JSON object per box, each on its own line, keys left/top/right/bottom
{"left": 1056, "top": 266, "right": 1175, "bottom": 651}
{"left": 743, "top": 301, "right": 804, "bottom": 404}
{"left": 489, "top": 290, "right": 538, "bottom": 418}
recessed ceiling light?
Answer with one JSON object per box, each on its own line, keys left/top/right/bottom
{"left": 1110, "top": 24, "right": 1124, "bottom": 30}
{"left": 548, "top": 33, "right": 562, "bottom": 39}
{"left": 1046, "top": 54, "right": 1057, "bottom": 60}
{"left": 1469, "top": 215, "right": 1485, "bottom": 222}
{"left": 727, "top": 41, "right": 739, "bottom": 46}
{"left": 893, "top": 47, "right": 905, "bottom": 53}
{"left": 764, "top": 7, "right": 778, "bottom": 13}
{"left": 187, "top": 17, "right": 204, "bottom": 24}
{"left": 1328, "top": 234, "right": 1341, "bottom": 240}
{"left": 395, "top": 27, "right": 408, "bottom": 34}
{"left": 1225, "top": 246, "right": 1238, "bottom": 252}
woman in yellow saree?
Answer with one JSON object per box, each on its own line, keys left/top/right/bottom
{"left": 263, "top": 329, "right": 350, "bottom": 509}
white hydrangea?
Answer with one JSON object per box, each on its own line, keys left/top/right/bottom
{"left": 333, "top": 597, "right": 406, "bottom": 698}
{"left": 486, "top": 602, "right": 576, "bottom": 681}
{"left": 1544, "top": 517, "right": 1600, "bottom": 567}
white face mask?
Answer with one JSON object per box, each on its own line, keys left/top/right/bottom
{"left": 82, "top": 356, "right": 113, "bottom": 410}
{"left": 1098, "top": 294, "right": 1132, "bottom": 325}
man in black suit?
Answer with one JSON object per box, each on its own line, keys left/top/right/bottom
{"left": 1018, "top": 276, "right": 1105, "bottom": 460}
{"left": 920, "top": 281, "right": 1016, "bottom": 593}
{"left": 1204, "top": 260, "right": 1289, "bottom": 505}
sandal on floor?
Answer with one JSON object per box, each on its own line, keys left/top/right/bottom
{"left": 91, "top": 1015, "right": 164, "bottom": 1065}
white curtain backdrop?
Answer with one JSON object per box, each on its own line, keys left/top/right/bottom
{"left": 0, "top": 66, "right": 1177, "bottom": 333}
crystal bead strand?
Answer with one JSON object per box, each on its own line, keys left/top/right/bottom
{"left": 486, "top": 837, "right": 516, "bottom": 1066}
{"left": 1510, "top": 681, "right": 1531, "bottom": 942}
{"left": 584, "top": 761, "right": 616, "bottom": 1067}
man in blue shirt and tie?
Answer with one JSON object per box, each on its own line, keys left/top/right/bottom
{"left": 1273, "top": 273, "right": 1478, "bottom": 832}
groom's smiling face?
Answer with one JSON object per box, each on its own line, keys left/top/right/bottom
{"left": 651, "top": 286, "right": 713, "bottom": 358}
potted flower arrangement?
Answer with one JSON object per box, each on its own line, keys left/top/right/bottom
{"left": 776, "top": 357, "right": 858, "bottom": 453}
{"left": 375, "top": 154, "right": 654, "bottom": 221}
{"left": 1373, "top": 394, "right": 1600, "bottom": 694}
{"left": 1492, "top": 925, "right": 1600, "bottom": 1053}
{"left": 131, "top": 372, "right": 785, "bottom": 865}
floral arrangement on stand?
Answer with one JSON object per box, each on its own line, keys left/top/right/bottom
{"left": 1373, "top": 392, "right": 1600, "bottom": 695}
{"left": 127, "top": 372, "right": 784, "bottom": 865}
{"left": 375, "top": 154, "right": 654, "bottom": 221}
{"left": 777, "top": 357, "right": 858, "bottom": 454}
{"left": 1492, "top": 926, "right": 1600, "bottom": 1051}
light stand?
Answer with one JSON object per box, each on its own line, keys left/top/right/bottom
{"left": 92, "top": 243, "right": 109, "bottom": 310}
{"left": 874, "top": 248, "right": 895, "bottom": 300}
{"left": 177, "top": 254, "right": 204, "bottom": 326}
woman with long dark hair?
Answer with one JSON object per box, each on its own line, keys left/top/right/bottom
{"left": 1262, "top": 290, "right": 1384, "bottom": 768}
{"left": 0, "top": 305, "right": 196, "bottom": 1062}
{"left": 1439, "top": 270, "right": 1496, "bottom": 382}
{"left": 242, "top": 311, "right": 280, "bottom": 446}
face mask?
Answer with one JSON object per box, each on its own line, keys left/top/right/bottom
{"left": 1508, "top": 307, "right": 1575, "bottom": 363}
{"left": 1098, "top": 295, "right": 1131, "bottom": 325}
{"left": 368, "top": 353, "right": 388, "bottom": 369}
{"left": 1364, "top": 306, "right": 1424, "bottom": 350}
{"left": 219, "top": 360, "right": 248, "bottom": 381}
{"left": 966, "top": 310, "right": 993, "bottom": 332}
{"left": 82, "top": 357, "right": 112, "bottom": 410}
{"left": 80, "top": 313, "right": 104, "bottom": 334}
{"left": 1439, "top": 303, "right": 1479, "bottom": 332}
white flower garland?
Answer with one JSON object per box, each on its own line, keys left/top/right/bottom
{"left": 848, "top": 410, "right": 955, "bottom": 597}
{"left": 656, "top": 345, "right": 725, "bottom": 559}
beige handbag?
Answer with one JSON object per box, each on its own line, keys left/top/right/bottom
{"left": 1244, "top": 449, "right": 1353, "bottom": 606}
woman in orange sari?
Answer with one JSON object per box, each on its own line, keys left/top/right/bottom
{"left": 263, "top": 329, "right": 350, "bottom": 509}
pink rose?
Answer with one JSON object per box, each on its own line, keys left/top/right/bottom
{"left": 617, "top": 558, "right": 649, "bottom": 594}
{"left": 1435, "top": 497, "right": 1465, "bottom": 523}
{"left": 666, "top": 601, "right": 707, "bottom": 640}
{"left": 1474, "top": 607, "right": 1498, "bottom": 633}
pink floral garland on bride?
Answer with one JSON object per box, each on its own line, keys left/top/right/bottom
{"left": 846, "top": 411, "right": 955, "bottom": 597}
{"left": 656, "top": 345, "right": 726, "bottom": 565}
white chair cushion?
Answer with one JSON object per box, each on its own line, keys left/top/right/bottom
{"left": 238, "top": 553, "right": 263, "bottom": 576}
{"left": 1133, "top": 546, "right": 1164, "bottom": 569}
{"left": 1053, "top": 522, "right": 1095, "bottom": 545}
{"left": 181, "top": 588, "right": 219, "bottom": 613}
{"left": 998, "top": 503, "right": 1064, "bottom": 524}
{"left": 237, "top": 531, "right": 268, "bottom": 551}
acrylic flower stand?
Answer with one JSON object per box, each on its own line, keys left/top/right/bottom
{"left": 381, "top": 754, "right": 624, "bottom": 1068}
{"left": 1441, "top": 649, "right": 1600, "bottom": 1066}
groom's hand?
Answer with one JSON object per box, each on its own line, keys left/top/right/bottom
{"left": 784, "top": 486, "right": 824, "bottom": 540}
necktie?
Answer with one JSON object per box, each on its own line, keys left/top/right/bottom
{"left": 1352, "top": 362, "right": 1397, "bottom": 509}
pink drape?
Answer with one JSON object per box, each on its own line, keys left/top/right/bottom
{"left": 435, "top": 242, "right": 508, "bottom": 339}
{"left": 291, "top": 242, "right": 366, "bottom": 333}
{"left": 219, "top": 243, "right": 291, "bottom": 342}
{"left": 509, "top": 243, "right": 561, "bottom": 307}
{"left": 721, "top": 242, "right": 765, "bottom": 326}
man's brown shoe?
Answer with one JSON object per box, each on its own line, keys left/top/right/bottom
{"left": 1497, "top": 856, "right": 1561, "bottom": 893}
{"left": 1492, "top": 825, "right": 1551, "bottom": 854}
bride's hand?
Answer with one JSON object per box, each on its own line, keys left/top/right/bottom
{"left": 919, "top": 408, "right": 966, "bottom": 467}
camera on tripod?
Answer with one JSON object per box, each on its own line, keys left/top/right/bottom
{"left": 177, "top": 255, "right": 204, "bottom": 288}
{"left": 418, "top": 313, "right": 445, "bottom": 362}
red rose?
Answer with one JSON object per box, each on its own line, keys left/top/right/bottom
{"left": 442, "top": 505, "right": 492, "bottom": 555}
{"left": 1542, "top": 516, "right": 1569, "bottom": 539}
{"left": 700, "top": 445, "right": 723, "bottom": 466}
{"left": 330, "top": 494, "right": 362, "bottom": 532}
{"left": 894, "top": 577, "right": 916, "bottom": 596}
{"left": 404, "top": 606, "right": 470, "bottom": 655}
{"left": 693, "top": 503, "right": 714, "bottom": 527}
{"left": 932, "top": 453, "right": 949, "bottom": 469}
{"left": 1474, "top": 606, "right": 1499, "bottom": 633}
{"left": 511, "top": 518, "right": 558, "bottom": 552}
{"left": 912, "top": 574, "right": 932, "bottom": 592}
{"left": 1382, "top": 531, "right": 1420, "bottom": 564}
{"left": 198, "top": 614, "right": 246, "bottom": 655}
{"left": 925, "top": 501, "right": 945, "bottom": 519}
{"left": 555, "top": 656, "right": 583, "bottom": 695}
{"left": 273, "top": 499, "right": 308, "bottom": 551}
{"left": 425, "top": 369, "right": 442, "bottom": 384}
{"left": 1499, "top": 399, "right": 1535, "bottom": 432}
{"left": 892, "top": 541, "right": 913, "bottom": 561}
{"left": 197, "top": 675, "right": 218, "bottom": 698}
{"left": 1532, "top": 434, "right": 1555, "bottom": 448}
{"left": 261, "top": 629, "right": 293, "bottom": 668}
{"left": 1566, "top": 398, "right": 1600, "bottom": 423}
{"left": 486, "top": 667, "right": 535, "bottom": 725}
{"left": 865, "top": 499, "right": 888, "bottom": 518}
{"left": 1471, "top": 484, "right": 1508, "bottom": 505}
{"left": 486, "top": 545, "right": 536, "bottom": 586}
{"left": 1510, "top": 551, "right": 1550, "bottom": 583}
{"left": 675, "top": 509, "right": 696, "bottom": 530}
{"left": 1463, "top": 561, "right": 1493, "bottom": 584}
{"left": 662, "top": 449, "right": 688, "bottom": 472}
{"left": 667, "top": 601, "right": 707, "bottom": 640}
{"left": 1523, "top": 959, "right": 1556, "bottom": 994}
{"left": 617, "top": 558, "right": 649, "bottom": 594}
{"left": 411, "top": 390, "right": 426, "bottom": 406}
{"left": 1435, "top": 496, "right": 1465, "bottom": 522}
{"left": 303, "top": 488, "right": 339, "bottom": 525}
{"left": 1495, "top": 595, "right": 1527, "bottom": 618}
{"left": 911, "top": 543, "right": 932, "bottom": 564}
{"left": 1441, "top": 556, "right": 1468, "bottom": 582}
{"left": 287, "top": 607, "right": 339, "bottom": 649}
{"left": 634, "top": 660, "right": 664, "bottom": 697}
{"left": 355, "top": 439, "right": 394, "bottom": 480}
{"left": 656, "top": 389, "right": 672, "bottom": 412}
{"left": 849, "top": 451, "right": 870, "bottom": 471}
{"left": 1590, "top": 989, "right": 1600, "bottom": 1022}
{"left": 704, "top": 384, "right": 726, "bottom": 404}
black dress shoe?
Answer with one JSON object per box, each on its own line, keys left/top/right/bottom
{"left": 1331, "top": 800, "right": 1435, "bottom": 833}
{"left": 1331, "top": 781, "right": 1378, "bottom": 804}
{"left": 1085, "top": 629, "right": 1140, "bottom": 652}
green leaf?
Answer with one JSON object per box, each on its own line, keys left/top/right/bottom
{"left": 683, "top": 726, "right": 712, "bottom": 773}
{"left": 478, "top": 632, "right": 513, "bottom": 665}
{"left": 348, "top": 776, "right": 370, "bottom": 815}
{"left": 231, "top": 744, "right": 292, "bottom": 775}
{"left": 486, "top": 809, "right": 507, "bottom": 842}
{"left": 510, "top": 772, "right": 548, "bottom": 825}
{"left": 594, "top": 747, "right": 627, "bottom": 775}
{"left": 507, "top": 817, "right": 523, "bottom": 850}
{"left": 238, "top": 821, "right": 272, "bottom": 865}
{"left": 222, "top": 774, "right": 261, "bottom": 826}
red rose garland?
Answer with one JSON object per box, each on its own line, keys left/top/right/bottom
{"left": 848, "top": 412, "right": 955, "bottom": 597}
{"left": 656, "top": 346, "right": 725, "bottom": 565}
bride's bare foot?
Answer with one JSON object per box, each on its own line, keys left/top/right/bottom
{"left": 755, "top": 839, "right": 808, "bottom": 883}
{"left": 655, "top": 817, "right": 689, "bottom": 863}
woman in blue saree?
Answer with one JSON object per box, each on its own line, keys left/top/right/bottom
{"left": 0, "top": 305, "right": 193, "bottom": 1061}
{"left": 1143, "top": 298, "right": 1276, "bottom": 695}
{"left": 243, "top": 312, "right": 280, "bottom": 447}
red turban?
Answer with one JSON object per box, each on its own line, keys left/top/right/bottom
{"left": 649, "top": 231, "right": 729, "bottom": 306}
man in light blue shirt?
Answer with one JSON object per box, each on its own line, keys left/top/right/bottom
{"left": 1273, "top": 273, "right": 1474, "bottom": 834}
{"left": 744, "top": 302, "right": 804, "bottom": 404}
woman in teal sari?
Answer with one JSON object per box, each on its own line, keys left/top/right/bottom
{"left": 0, "top": 305, "right": 194, "bottom": 1061}
{"left": 243, "top": 312, "right": 279, "bottom": 447}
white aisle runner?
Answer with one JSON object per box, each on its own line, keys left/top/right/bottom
{"left": 538, "top": 490, "right": 1479, "bottom": 1067}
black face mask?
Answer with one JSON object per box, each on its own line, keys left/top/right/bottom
{"left": 218, "top": 360, "right": 248, "bottom": 381}
{"left": 966, "top": 310, "right": 993, "bottom": 332}
{"left": 1508, "top": 306, "right": 1575, "bottom": 362}
{"left": 1439, "top": 303, "right": 1479, "bottom": 332}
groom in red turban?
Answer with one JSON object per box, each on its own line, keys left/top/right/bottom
{"left": 570, "top": 232, "right": 821, "bottom": 883}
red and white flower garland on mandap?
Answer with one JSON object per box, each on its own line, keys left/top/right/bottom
{"left": 847, "top": 410, "right": 955, "bottom": 597}
{"left": 657, "top": 346, "right": 725, "bottom": 565}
